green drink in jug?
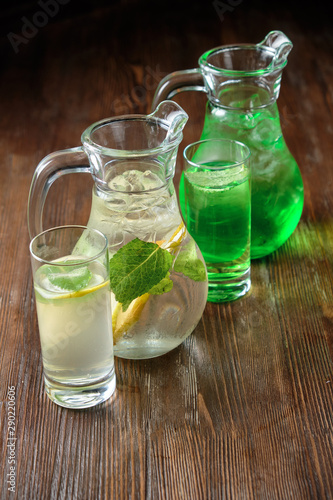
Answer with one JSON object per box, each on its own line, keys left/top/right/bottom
{"left": 179, "top": 85, "right": 304, "bottom": 259}
{"left": 152, "top": 31, "right": 304, "bottom": 259}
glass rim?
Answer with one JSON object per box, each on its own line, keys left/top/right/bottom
{"left": 183, "top": 138, "right": 251, "bottom": 170}
{"left": 81, "top": 115, "right": 184, "bottom": 158}
{"left": 199, "top": 44, "right": 287, "bottom": 76}
{"left": 29, "top": 225, "right": 108, "bottom": 266}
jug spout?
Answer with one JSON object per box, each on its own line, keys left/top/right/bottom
{"left": 259, "top": 30, "right": 293, "bottom": 68}
{"left": 148, "top": 100, "right": 188, "bottom": 144}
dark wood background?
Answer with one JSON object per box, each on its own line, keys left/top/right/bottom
{"left": 1, "top": 0, "right": 332, "bottom": 498}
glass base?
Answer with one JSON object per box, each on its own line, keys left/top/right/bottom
{"left": 114, "top": 337, "right": 187, "bottom": 360}
{"left": 44, "top": 369, "right": 116, "bottom": 409}
{"left": 207, "top": 268, "right": 251, "bottom": 303}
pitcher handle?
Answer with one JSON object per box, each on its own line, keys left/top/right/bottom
{"left": 151, "top": 68, "right": 206, "bottom": 110}
{"left": 27, "top": 146, "right": 91, "bottom": 239}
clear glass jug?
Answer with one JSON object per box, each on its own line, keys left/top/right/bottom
{"left": 152, "top": 31, "right": 304, "bottom": 259}
{"left": 28, "top": 101, "right": 208, "bottom": 360}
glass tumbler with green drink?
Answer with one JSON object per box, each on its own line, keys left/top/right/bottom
{"left": 183, "top": 139, "right": 251, "bottom": 303}
{"left": 30, "top": 225, "right": 116, "bottom": 409}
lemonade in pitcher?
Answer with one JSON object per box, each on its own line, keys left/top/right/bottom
{"left": 85, "top": 165, "right": 208, "bottom": 359}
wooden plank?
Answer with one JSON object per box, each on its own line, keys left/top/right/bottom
{"left": 0, "top": 1, "right": 332, "bottom": 499}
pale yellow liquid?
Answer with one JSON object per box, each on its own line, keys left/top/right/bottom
{"left": 84, "top": 167, "right": 208, "bottom": 359}
{"left": 35, "top": 260, "right": 114, "bottom": 384}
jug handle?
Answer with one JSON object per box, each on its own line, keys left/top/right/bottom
{"left": 27, "top": 147, "right": 90, "bottom": 239}
{"left": 151, "top": 68, "right": 206, "bottom": 110}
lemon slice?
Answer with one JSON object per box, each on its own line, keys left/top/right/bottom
{"left": 161, "top": 221, "right": 186, "bottom": 251}
{"left": 112, "top": 293, "right": 150, "bottom": 344}
{"left": 61, "top": 280, "right": 108, "bottom": 299}
{"left": 36, "top": 276, "right": 108, "bottom": 301}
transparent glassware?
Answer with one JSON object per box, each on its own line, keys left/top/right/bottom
{"left": 183, "top": 139, "right": 251, "bottom": 303}
{"left": 28, "top": 101, "right": 208, "bottom": 360}
{"left": 30, "top": 225, "right": 116, "bottom": 409}
{"left": 152, "top": 31, "right": 304, "bottom": 259}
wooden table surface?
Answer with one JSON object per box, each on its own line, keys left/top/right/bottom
{"left": 1, "top": 1, "right": 332, "bottom": 498}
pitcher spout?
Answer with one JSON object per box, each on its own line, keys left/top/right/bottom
{"left": 258, "top": 30, "right": 293, "bottom": 68}
{"left": 148, "top": 100, "right": 188, "bottom": 144}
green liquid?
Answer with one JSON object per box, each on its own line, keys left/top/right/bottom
{"left": 180, "top": 85, "right": 304, "bottom": 259}
{"left": 184, "top": 163, "right": 250, "bottom": 267}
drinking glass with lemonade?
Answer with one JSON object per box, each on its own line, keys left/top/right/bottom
{"left": 30, "top": 226, "right": 116, "bottom": 409}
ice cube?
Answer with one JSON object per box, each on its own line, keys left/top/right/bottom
{"left": 108, "top": 173, "right": 133, "bottom": 192}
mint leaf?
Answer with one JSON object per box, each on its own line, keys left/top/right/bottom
{"left": 149, "top": 273, "right": 173, "bottom": 295}
{"left": 43, "top": 262, "right": 92, "bottom": 292}
{"left": 173, "top": 240, "right": 207, "bottom": 282}
{"left": 109, "top": 238, "right": 173, "bottom": 310}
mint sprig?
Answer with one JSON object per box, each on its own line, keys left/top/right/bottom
{"left": 109, "top": 238, "right": 173, "bottom": 311}
{"left": 42, "top": 262, "right": 92, "bottom": 292}
{"left": 109, "top": 237, "right": 207, "bottom": 311}
{"left": 148, "top": 272, "right": 173, "bottom": 295}
{"left": 173, "top": 240, "right": 207, "bottom": 282}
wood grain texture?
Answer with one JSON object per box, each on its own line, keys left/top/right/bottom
{"left": 0, "top": 0, "right": 332, "bottom": 498}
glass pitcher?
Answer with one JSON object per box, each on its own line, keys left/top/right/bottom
{"left": 28, "top": 101, "right": 208, "bottom": 360}
{"left": 152, "top": 31, "right": 304, "bottom": 259}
